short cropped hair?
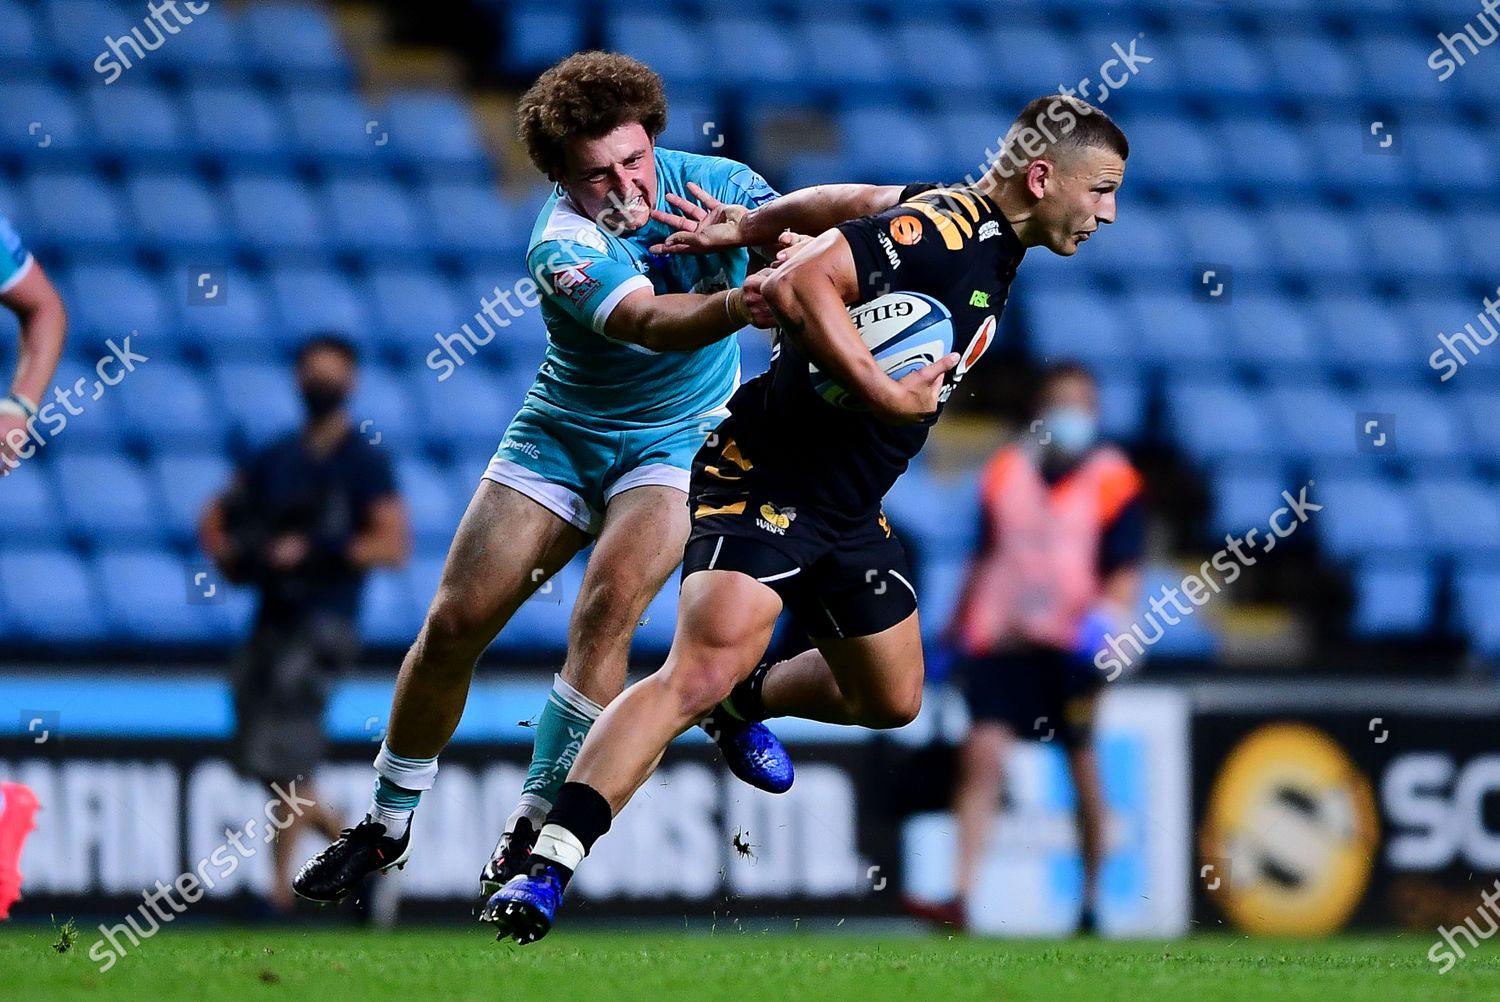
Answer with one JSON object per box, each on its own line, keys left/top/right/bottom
{"left": 517, "top": 51, "right": 668, "bottom": 179}
{"left": 1002, "top": 95, "right": 1129, "bottom": 167}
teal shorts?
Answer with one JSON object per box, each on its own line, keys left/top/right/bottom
{"left": 482, "top": 403, "right": 726, "bottom": 535}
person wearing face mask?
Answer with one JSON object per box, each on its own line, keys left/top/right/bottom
{"left": 909, "top": 360, "right": 1145, "bottom": 936}
{"left": 199, "top": 333, "right": 411, "bottom": 915}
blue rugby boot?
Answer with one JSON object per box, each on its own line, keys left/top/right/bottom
{"left": 700, "top": 712, "right": 794, "bottom": 794}
{"left": 481, "top": 865, "right": 565, "bottom": 945}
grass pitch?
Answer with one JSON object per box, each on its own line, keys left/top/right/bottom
{"left": 3, "top": 925, "right": 1496, "bottom": 1001}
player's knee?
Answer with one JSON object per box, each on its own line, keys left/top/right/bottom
{"left": 571, "top": 573, "right": 640, "bottom": 636}
{"left": 661, "top": 657, "right": 742, "bottom": 720}
{"left": 860, "top": 684, "right": 923, "bottom": 729}
{"left": 417, "top": 588, "right": 492, "bottom": 660}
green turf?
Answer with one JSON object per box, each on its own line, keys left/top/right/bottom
{"left": 3, "top": 925, "right": 1497, "bottom": 1001}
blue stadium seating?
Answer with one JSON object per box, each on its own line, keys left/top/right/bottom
{"left": 0, "top": 548, "right": 107, "bottom": 643}
{"left": 95, "top": 548, "right": 229, "bottom": 643}
{"left": 124, "top": 172, "right": 230, "bottom": 253}
{"left": 151, "top": 452, "right": 233, "bottom": 547}
{"left": 185, "top": 84, "right": 293, "bottom": 162}
{"left": 226, "top": 173, "right": 330, "bottom": 253}
{"left": 85, "top": 83, "right": 191, "bottom": 160}
{"left": 1351, "top": 559, "right": 1437, "bottom": 638}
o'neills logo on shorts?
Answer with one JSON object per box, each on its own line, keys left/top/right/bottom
{"left": 756, "top": 502, "right": 796, "bottom": 535}
{"left": 501, "top": 439, "right": 540, "bottom": 460}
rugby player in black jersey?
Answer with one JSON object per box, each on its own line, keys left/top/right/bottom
{"left": 484, "top": 95, "right": 1128, "bottom": 943}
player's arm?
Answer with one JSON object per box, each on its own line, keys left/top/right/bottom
{"left": 651, "top": 181, "right": 910, "bottom": 258}
{"left": 346, "top": 495, "right": 411, "bottom": 570}
{"left": 603, "top": 284, "right": 760, "bottom": 352}
{"left": 1, "top": 260, "right": 66, "bottom": 410}
{"left": 0, "top": 259, "right": 67, "bottom": 471}
{"left": 759, "top": 230, "right": 957, "bottom": 425}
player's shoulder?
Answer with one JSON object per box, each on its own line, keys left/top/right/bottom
{"left": 657, "top": 147, "right": 778, "bottom": 207}
{"left": 526, "top": 189, "right": 613, "bottom": 262}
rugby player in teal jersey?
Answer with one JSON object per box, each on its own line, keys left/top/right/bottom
{"left": 293, "top": 52, "right": 932, "bottom": 907}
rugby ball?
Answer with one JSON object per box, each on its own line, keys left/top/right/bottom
{"left": 809, "top": 291, "right": 955, "bottom": 410}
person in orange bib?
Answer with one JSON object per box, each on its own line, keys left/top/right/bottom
{"left": 917, "top": 360, "right": 1144, "bottom": 935}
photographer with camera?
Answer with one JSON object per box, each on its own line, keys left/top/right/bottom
{"left": 199, "top": 333, "right": 410, "bottom": 915}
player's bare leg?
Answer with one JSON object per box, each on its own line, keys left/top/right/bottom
{"left": 293, "top": 481, "right": 585, "bottom": 903}
{"left": 1067, "top": 741, "right": 1107, "bottom": 933}
{"left": 482, "top": 485, "right": 687, "bottom": 889}
{"left": 484, "top": 569, "right": 782, "bottom": 942}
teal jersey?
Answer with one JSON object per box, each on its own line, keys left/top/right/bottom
{"left": 524, "top": 148, "right": 780, "bottom": 427}
{"left": 0, "top": 212, "right": 33, "bottom": 294}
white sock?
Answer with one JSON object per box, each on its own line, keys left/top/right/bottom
{"left": 533, "top": 824, "right": 586, "bottom": 872}
{"left": 369, "top": 800, "right": 412, "bottom": 838}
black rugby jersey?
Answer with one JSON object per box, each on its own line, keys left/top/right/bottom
{"left": 715, "top": 183, "right": 1026, "bottom": 523}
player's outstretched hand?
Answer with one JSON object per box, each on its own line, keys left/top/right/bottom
{"left": 876, "top": 352, "right": 960, "bottom": 426}
{"left": 648, "top": 182, "right": 748, "bottom": 255}
{"left": 741, "top": 269, "right": 779, "bottom": 329}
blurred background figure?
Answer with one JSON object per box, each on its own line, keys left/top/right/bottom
{"left": 0, "top": 781, "right": 41, "bottom": 920}
{"left": 199, "top": 333, "right": 411, "bottom": 915}
{"left": 911, "top": 361, "right": 1145, "bottom": 934}
{"left": 0, "top": 210, "right": 66, "bottom": 474}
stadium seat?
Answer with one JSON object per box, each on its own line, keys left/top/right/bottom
{"left": 85, "top": 82, "right": 191, "bottom": 159}
{"left": 606, "top": 13, "right": 712, "bottom": 85}
{"left": 1024, "top": 283, "right": 1137, "bottom": 365}
{"left": 149, "top": 0, "right": 247, "bottom": 76}
{"left": 1125, "top": 290, "right": 1231, "bottom": 367}
{"left": 1411, "top": 478, "right": 1500, "bottom": 557}
{"left": 1174, "top": 205, "right": 1274, "bottom": 277}
{"left": 883, "top": 468, "right": 981, "bottom": 557}
{"left": 359, "top": 568, "right": 419, "bottom": 647}
{"left": 21, "top": 170, "right": 126, "bottom": 249}
{"left": 1407, "top": 121, "right": 1492, "bottom": 194}
{"left": 62, "top": 264, "right": 172, "bottom": 342}
{"left": 1261, "top": 205, "right": 1364, "bottom": 277}
{"left": 1215, "top": 118, "right": 1317, "bottom": 188}
{"left": 381, "top": 92, "right": 492, "bottom": 176}
{"left": 1206, "top": 461, "right": 1293, "bottom": 541}
{"left": 394, "top": 457, "right": 467, "bottom": 548}
{"left": 54, "top": 452, "right": 165, "bottom": 544}
{"left": 285, "top": 89, "right": 382, "bottom": 165}
{"left": 1262, "top": 384, "right": 1363, "bottom": 464}
{"left": 1455, "top": 565, "right": 1500, "bottom": 656}
{"left": 151, "top": 452, "right": 234, "bottom": 547}
{"left": 414, "top": 366, "right": 518, "bottom": 456}
{"left": 422, "top": 181, "right": 528, "bottom": 257}
{"left": 1350, "top": 559, "right": 1436, "bottom": 637}
{"left": 124, "top": 172, "right": 230, "bottom": 253}
{"left": 0, "top": 547, "right": 106, "bottom": 643}
{"left": 840, "top": 106, "right": 948, "bottom": 181}
{"left": 1264, "top": 33, "right": 1362, "bottom": 100}
{"left": 264, "top": 266, "right": 377, "bottom": 352}
{"left": 0, "top": 85, "right": 85, "bottom": 165}
{"left": 1227, "top": 292, "right": 1319, "bottom": 367}
{"left": 797, "top": 19, "right": 891, "bottom": 89}
{"left": 1354, "top": 387, "right": 1467, "bottom": 466}
{"left": 323, "top": 177, "right": 432, "bottom": 256}
{"left": 211, "top": 361, "right": 303, "bottom": 448}
{"left": 350, "top": 362, "right": 426, "bottom": 450}
{"left": 1357, "top": 206, "right": 1459, "bottom": 280}
{"left": 4, "top": 463, "right": 61, "bottom": 538}
{"left": 366, "top": 267, "right": 468, "bottom": 358}
{"left": 1172, "top": 31, "right": 1269, "bottom": 95}
{"left": 1313, "top": 476, "right": 1421, "bottom": 561}
{"left": 1165, "top": 382, "right": 1277, "bottom": 466}
{"left": 706, "top": 17, "right": 802, "bottom": 88}
{"left": 95, "top": 548, "right": 228, "bottom": 644}
{"left": 184, "top": 83, "right": 293, "bottom": 162}
{"left": 500, "top": 3, "right": 587, "bottom": 73}
{"left": 1352, "top": 34, "right": 1447, "bottom": 104}
{"left": 1313, "top": 291, "right": 1415, "bottom": 373}
{"left": 173, "top": 265, "right": 277, "bottom": 362}
{"left": 226, "top": 173, "right": 331, "bottom": 253}
{"left": 491, "top": 560, "right": 588, "bottom": 656}
{"left": 979, "top": 26, "right": 1080, "bottom": 96}
{"left": 919, "top": 556, "right": 969, "bottom": 646}
{"left": 240, "top": 2, "right": 351, "bottom": 80}
{"left": 114, "top": 359, "right": 224, "bottom": 452}
{"left": 894, "top": 24, "right": 989, "bottom": 92}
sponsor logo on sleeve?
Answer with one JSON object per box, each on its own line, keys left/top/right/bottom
{"left": 978, "top": 219, "right": 1001, "bottom": 241}
{"left": 551, "top": 260, "right": 601, "bottom": 307}
{"left": 889, "top": 215, "right": 923, "bottom": 246}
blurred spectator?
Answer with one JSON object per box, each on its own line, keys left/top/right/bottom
{"left": 914, "top": 361, "right": 1145, "bottom": 934}
{"left": 0, "top": 211, "right": 66, "bottom": 475}
{"left": 199, "top": 333, "right": 410, "bottom": 914}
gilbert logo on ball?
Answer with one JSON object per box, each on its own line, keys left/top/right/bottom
{"left": 809, "top": 292, "right": 954, "bottom": 410}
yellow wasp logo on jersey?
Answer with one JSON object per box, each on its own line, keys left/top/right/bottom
{"left": 757, "top": 502, "right": 796, "bottom": 535}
